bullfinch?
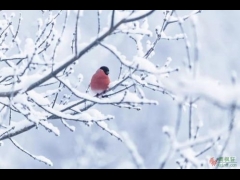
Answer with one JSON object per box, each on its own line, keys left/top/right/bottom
{"left": 90, "top": 66, "right": 110, "bottom": 95}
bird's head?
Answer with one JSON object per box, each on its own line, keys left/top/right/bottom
{"left": 100, "top": 66, "right": 109, "bottom": 75}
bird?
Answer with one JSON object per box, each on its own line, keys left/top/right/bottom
{"left": 90, "top": 66, "right": 110, "bottom": 96}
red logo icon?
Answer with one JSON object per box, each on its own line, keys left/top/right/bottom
{"left": 209, "top": 157, "right": 218, "bottom": 166}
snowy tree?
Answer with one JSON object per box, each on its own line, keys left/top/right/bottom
{"left": 0, "top": 10, "right": 238, "bottom": 169}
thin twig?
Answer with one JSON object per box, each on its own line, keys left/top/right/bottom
{"left": 124, "top": 10, "right": 155, "bottom": 23}
{"left": 9, "top": 138, "right": 53, "bottom": 166}
{"left": 144, "top": 10, "right": 173, "bottom": 59}
{"left": 13, "top": 12, "right": 22, "bottom": 41}
{"left": 97, "top": 10, "right": 101, "bottom": 35}
{"left": 74, "top": 10, "right": 80, "bottom": 56}
{"left": 175, "top": 103, "right": 182, "bottom": 135}
{"left": 110, "top": 10, "right": 115, "bottom": 28}
{"left": 174, "top": 10, "right": 191, "bottom": 69}
{"left": 216, "top": 105, "right": 235, "bottom": 169}
{"left": 189, "top": 101, "right": 192, "bottom": 139}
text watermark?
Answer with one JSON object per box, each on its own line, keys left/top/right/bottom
{"left": 209, "top": 157, "right": 237, "bottom": 168}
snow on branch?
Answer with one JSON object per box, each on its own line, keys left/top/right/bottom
{"left": 96, "top": 121, "right": 122, "bottom": 141}
{"left": 162, "top": 74, "right": 240, "bottom": 108}
{"left": 0, "top": 120, "right": 35, "bottom": 141}
{"left": 160, "top": 125, "right": 225, "bottom": 168}
{"left": 61, "top": 118, "right": 75, "bottom": 132}
{"left": 56, "top": 76, "right": 158, "bottom": 105}
{"left": 10, "top": 138, "right": 53, "bottom": 166}
{"left": 121, "top": 131, "right": 145, "bottom": 168}
{"left": 0, "top": 126, "right": 15, "bottom": 138}
{"left": 0, "top": 10, "right": 207, "bottom": 168}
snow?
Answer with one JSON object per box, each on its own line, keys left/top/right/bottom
{"left": 11, "top": 138, "right": 53, "bottom": 166}
{"left": 33, "top": 155, "right": 53, "bottom": 167}
{"left": 42, "top": 88, "right": 61, "bottom": 97}
{"left": 112, "top": 90, "right": 158, "bottom": 104}
{"left": 132, "top": 56, "right": 158, "bottom": 73}
{"left": 107, "top": 11, "right": 129, "bottom": 27}
{"left": 40, "top": 121, "right": 60, "bottom": 136}
{"left": 190, "top": 13, "right": 199, "bottom": 24}
{"left": 58, "top": 77, "right": 158, "bottom": 105}
{"left": 85, "top": 109, "right": 114, "bottom": 121}
{"left": 164, "top": 57, "right": 172, "bottom": 67}
{"left": 61, "top": 119, "right": 75, "bottom": 132}
{"left": 145, "top": 74, "right": 160, "bottom": 85}
{"left": 160, "top": 32, "right": 185, "bottom": 40}
{"left": 66, "top": 10, "right": 70, "bottom": 17}
{"left": 127, "top": 10, "right": 152, "bottom": 21}
{"left": 77, "top": 74, "right": 83, "bottom": 82}
{"left": 100, "top": 43, "right": 174, "bottom": 75}
{"left": 0, "top": 120, "right": 34, "bottom": 141}
{"left": 0, "top": 66, "right": 20, "bottom": 80}
{"left": 10, "top": 120, "right": 33, "bottom": 131}
{"left": 180, "top": 148, "right": 201, "bottom": 168}
{"left": 18, "top": 73, "right": 50, "bottom": 93}
{"left": 167, "top": 10, "right": 201, "bottom": 24}
{"left": 136, "top": 86, "right": 145, "bottom": 99}
{"left": 80, "top": 10, "right": 84, "bottom": 17}
{"left": 97, "top": 121, "right": 122, "bottom": 141}
{"left": 175, "top": 130, "right": 224, "bottom": 150}
{"left": 141, "top": 18, "right": 149, "bottom": 30}
{"left": 121, "top": 131, "right": 145, "bottom": 168}
{"left": 0, "top": 126, "right": 15, "bottom": 138}
{"left": 37, "top": 18, "right": 43, "bottom": 28}
{"left": 121, "top": 28, "right": 152, "bottom": 36}
{"left": 28, "top": 90, "right": 51, "bottom": 106}
{"left": 42, "top": 102, "right": 114, "bottom": 122}
{"left": 0, "top": 10, "right": 235, "bottom": 169}
{"left": 23, "top": 38, "right": 35, "bottom": 56}
{"left": 167, "top": 15, "right": 178, "bottom": 23}
{"left": 0, "top": 19, "right": 8, "bottom": 28}
{"left": 15, "top": 36, "right": 22, "bottom": 44}
{"left": 131, "top": 74, "right": 147, "bottom": 86}
{"left": 162, "top": 73, "right": 240, "bottom": 108}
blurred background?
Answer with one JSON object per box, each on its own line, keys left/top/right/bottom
{"left": 0, "top": 10, "right": 239, "bottom": 169}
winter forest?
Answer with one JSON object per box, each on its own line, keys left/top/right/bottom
{"left": 0, "top": 10, "right": 239, "bottom": 169}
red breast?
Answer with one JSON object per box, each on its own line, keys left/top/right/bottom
{"left": 90, "top": 69, "right": 110, "bottom": 94}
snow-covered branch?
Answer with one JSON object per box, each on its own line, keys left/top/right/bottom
{"left": 0, "top": 10, "right": 165, "bottom": 167}
{"left": 10, "top": 138, "right": 53, "bottom": 166}
{"left": 3, "top": 10, "right": 234, "bottom": 169}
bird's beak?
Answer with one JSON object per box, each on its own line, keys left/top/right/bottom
{"left": 106, "top": 71, "right": 109, "bottom": 75}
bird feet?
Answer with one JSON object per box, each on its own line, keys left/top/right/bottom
{"left": 95, "top": 90, "right": 107, "bottom": 98}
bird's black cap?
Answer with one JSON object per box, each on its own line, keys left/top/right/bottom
{"left": 100, "top": 66, "right": 109, "bottom": 75}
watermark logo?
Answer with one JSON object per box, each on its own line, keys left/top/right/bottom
{"left": 209, "top": 157, "right": 237, "bottom": 168}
